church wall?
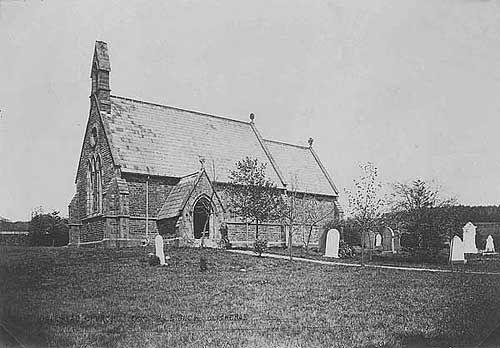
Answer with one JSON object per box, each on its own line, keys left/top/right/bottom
{"left": 157, "top": 217, "right": 179, "bottom": 239}
{"left": 74, "top": 102, "right": 117, "bottom": 221}
{"left": 128, "top": 219, "right": 158, "bottom": 239}
{"left": 214, "top": 183, "right": 337, "bottom": 246}
{"left": 123, "top": 174, "right": 177, "bottom": 217}
{"left": 79, "top": 217, "right": 105, "bottom": 243}
{"left": 71, "top": 99, "right": 121, "bottom": 245}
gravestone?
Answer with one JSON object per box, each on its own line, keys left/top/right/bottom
{"left": 382, "top": 227, "right": 392, "bottom": 252}
{"left": 462, "top": 222, "right": 478, "bottom": 254}
{"left": 382, "top": 227, "right": 398, "bottom": 253}
{"left": 485, "top": 235, "right": 495, "bottom": 253}
{"left": 375, "top": 233, "right": 382, "bottom": 248}
{"left": 362, "top": 231, "right": 376, "bottom": 250}
{"left": 449, "top": 235, "right": 466, "bottom": 263}
{"left": 155, "top": 234, "right": 166, "bottom": 265}
{"left": 393, "top": 231, "right": 401, "bottom": 252}
{"left": 324, "top": 229, "right": 340, "bottom": 258}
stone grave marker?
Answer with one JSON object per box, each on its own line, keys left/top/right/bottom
{"left": 362, "top": 230, "right": 376, "bottom": 250}
{"left": 155, "top": 234, "right": 166, "bottom": 265}
{"left": 324, "top": 229, "right": 340, "bottom": 258}
{"left": 382, "top": 227, "right": 392, "bottom": 252}
{"left": 462, "top": 222, "right": 478, "bottom": 254}
{"left": 382, "top": 227, "right": 397, "bottom": 253}
{"left": 449, "top": 235, "right": 466, "bottom": 264}
{"left": 485, "top": 235, "right": 495, "bottom": 253}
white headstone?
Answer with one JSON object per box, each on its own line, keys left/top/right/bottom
{"left": 375, "top": 233, "right": 382, "bottom": 247}
{"left": 324, "top": 229, "right": 340, "bottom": 258}
{"left": 485, "top": 235, "right": 495, "bottom": 253}
{"left": 462, "top": 222, "right": 478, "bottom": 253}
{"left": 449, "top": 235, "right": 466, "bottom": 263}
{"left": 155, "top": 234, "right": 166, "bottom": 265}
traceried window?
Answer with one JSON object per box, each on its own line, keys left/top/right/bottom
{"left": 87, "top": 155, "right": 103, "bottom": 216}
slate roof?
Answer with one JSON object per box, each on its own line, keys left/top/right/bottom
{"left": 264, "top": 140, "right": 337, "bottom": 196}
{"left": 157, "top": 172, "right": 199, "bottom": 219}
{"left": 105, "top": 96, "right": 283, "bottom": 186}
{"left": 102, "top": 95, "right": 338, "bottom": 197}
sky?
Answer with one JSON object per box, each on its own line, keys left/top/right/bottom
{"left": 1, "top": 0, "right": 500, "bottom": 221}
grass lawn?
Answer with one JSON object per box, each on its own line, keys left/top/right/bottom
{"left": 266, "top": 246, "right": 500, "bottom": 273}
{"left": 1, "top": 246, "right": 500, "bottom": 348}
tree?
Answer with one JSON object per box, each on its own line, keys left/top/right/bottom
{"left": 226, "top": 157, "right": 283, "bottom": 243}
{"left": 388, "top": 179, "right": 459, "bottom": 254}
{"left": 279, "top": 179, "right": 301, "bottom": 261}
{"left": 30, "top": 209, "right": 69, "bottom": 246}
{"left": 345, "top": 162, "right": 385, "bottom": 265}
{"left": 302, "top": 194, "right": 336, "bottom": 251}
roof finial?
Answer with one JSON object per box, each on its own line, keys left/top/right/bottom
{"left": 199, "top": 158, "right": 206, "bottom": 169}
{"left": 308, "top": 137, "right": 314, "bottom": 147}
{"left": 249, "top": 113, "right": 255, "bottom": 122}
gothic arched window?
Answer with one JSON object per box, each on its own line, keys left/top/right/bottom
{"left": 87, "top": 155, "right": 103, "bottom": 216}
{"left": 96, "top": 155, "right": 103, "bottom": 213}
{"left": 87, "top": 158, "right": 94, "bottom": 215}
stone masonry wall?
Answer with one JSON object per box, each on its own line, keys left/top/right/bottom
{"left": 124, "top": 174, "right": 177, "bottom": 217}
{"left": 214, "top": 183, "right": 337, "bottom": 246}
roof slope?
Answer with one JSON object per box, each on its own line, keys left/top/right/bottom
{"left": 103, "top": 95, "right": 337, "bottom": 196}
{"left": 264, "top": 140, "right": 337, "bottom": 196}
{"left": 105, "top": 96, "right": 282, "bottom": 186}
{"left": 157, "top": 172, "right": 199, "bottom": 219}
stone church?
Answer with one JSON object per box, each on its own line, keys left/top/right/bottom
{"left": 68, "top": 41, "right": 341, "bottom": 248}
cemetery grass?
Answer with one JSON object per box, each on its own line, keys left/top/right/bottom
{"left": 266, "top": 246, "right": 500, "bottom": 273}
{"left": 1, "top": 247, "right": 500, "bottom": 347}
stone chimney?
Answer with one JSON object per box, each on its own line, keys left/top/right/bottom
{"left": 90, "top": 41, "right": 111, "bottom": 113}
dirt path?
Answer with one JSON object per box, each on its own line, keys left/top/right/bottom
{"left": 228, "top": 249, "right": 500, "bottom": 276}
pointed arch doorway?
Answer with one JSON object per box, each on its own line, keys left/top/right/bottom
{"left": 193, "top": 196, "right": 213, "bottom": 239}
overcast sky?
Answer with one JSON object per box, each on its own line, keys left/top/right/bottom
{"left": 1, "top": 0, "right": 500, "bottom": 221}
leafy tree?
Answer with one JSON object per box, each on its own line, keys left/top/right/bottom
{"left": 226, "top": 157, "right": 283, "bottom": 242}
{"left": 388, "top": 179, "right": 460, "bottom": 253}
{"left": 30, "top": 209, "right": 69, "bottom": 246}
{"left": 345, "top": 162, "right": 385, "bottom": 265}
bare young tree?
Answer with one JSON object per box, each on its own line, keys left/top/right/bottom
{"left": 345, "top": 162, "right": 385, "bottom": 265}
{"left": 280, "top": 178, "right": 302, "bottom": 261}
{"left": 302, "top": 195, "right": 336, "bottom": 252}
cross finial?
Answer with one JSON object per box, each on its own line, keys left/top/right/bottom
{"left": 308, "top": 137, "right": 314, "bottom": 147}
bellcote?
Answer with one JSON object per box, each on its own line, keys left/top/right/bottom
{"left": 90, "top": 41, "right": 111, "bottom": 113}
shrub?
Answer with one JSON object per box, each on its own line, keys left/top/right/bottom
{"left": 254, "top": 238, "right": 268, "bottom": 257}
{"left": 412, "top": 247, "right": 445, "bottom": 264}
{"left": 217, "top": 238, "right": 231, "bottom": 250}
{"left": 199, "top": 257, "right": 208, "bottom": 271}
{"left": 339, "top": 240, "right": 356, "bottom": 258}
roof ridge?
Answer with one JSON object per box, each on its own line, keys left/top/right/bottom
{"left": 264, "top": 138, "right": 309, "bottom": 149}
{"left": 179, "top": 171, "right": 200, "bottom": 179}
{"left": 110, "top": 95, "right": 250, "bottom": 125}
